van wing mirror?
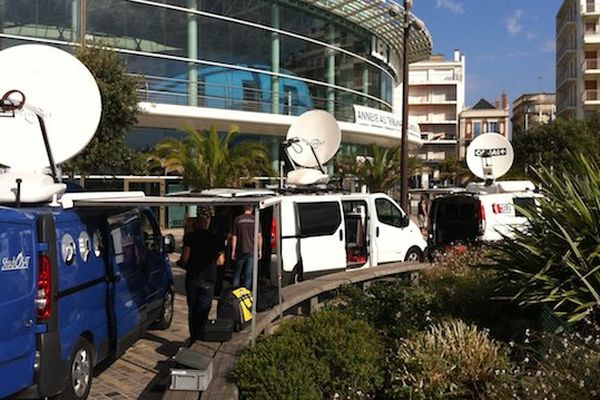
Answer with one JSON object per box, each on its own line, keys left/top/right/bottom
{"left": 163, "top": 234, "right": 176, "bottom": 254}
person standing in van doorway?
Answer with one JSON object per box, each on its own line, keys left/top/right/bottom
{"left": 180, "top": 211, "right": 225, "bottom": 342}
{"left": 418, "top": 194, "right": 429, "bottom": 237}
{"left": 231, "top": 206, "right": 262, "bottom": 290}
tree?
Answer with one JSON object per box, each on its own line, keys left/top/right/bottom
{"left": 335, "top": 144, "right": 421, "bottom": 193}
{"left": 63, "top": 43, "right": 147, "bottom": 175}
{"left": 439, "top": 155, "right": 472, "bottom": 186}
{"left": 512, "top": 114, "right": 600, "bottom": 175}
{"left": 152, "top": 125, "right": 272, "bottom": 190}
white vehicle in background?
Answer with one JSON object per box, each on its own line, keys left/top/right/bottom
{"left": 427, "top": 133, "right": 540, "bottom": 255}
{"left": 264, "top": 192, "right": 427, "bottom": 285}
{"left": 428, "top": 180, "right": 539, "bottom": 252}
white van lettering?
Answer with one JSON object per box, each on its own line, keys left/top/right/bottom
{"left": 1, "top": 252, "right": 31, "bottom": 271}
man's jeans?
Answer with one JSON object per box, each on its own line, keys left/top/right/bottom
{"left": 233, "top": 252, "right": 253, "bottom": 290}
{"left": 185, "top": 278, "right": 214, "bottom": 341}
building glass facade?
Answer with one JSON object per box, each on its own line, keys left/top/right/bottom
{"left": 1, "top": 0, "right": 395, "bottom": 123}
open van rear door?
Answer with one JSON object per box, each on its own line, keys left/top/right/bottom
{"left": 0, "top": 219, "right": 37, "bottom": 398}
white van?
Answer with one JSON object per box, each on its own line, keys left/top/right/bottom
{"left": 265, "top": 192, "right": 427, "bottom": 285}
{"left": 428, "top": 180, "right": 539, "bottom": 253}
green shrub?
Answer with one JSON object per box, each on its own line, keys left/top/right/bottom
{"left": 385, "top": 320, "right": 512, "bottom": 400}
{"left": 490, "top": 155, "right": 600, "bottom": 324}
{"left": 425, "top": 246, "right": 540, "bottom": 341}
{"left": 332, "top": 281, "right": 435, "bottom": 341}
{"left": 231, "top": 309, "right": 384, "bottom": 400}
{"left": 496, "top": 332, "right": 600, "bottom": 400}
{"left": 232, "top": 330, "right": 324, "bottom": 400}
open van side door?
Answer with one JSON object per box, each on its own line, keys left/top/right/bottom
{"left": 0, "top": 218, "right": 37, "bottom": 398}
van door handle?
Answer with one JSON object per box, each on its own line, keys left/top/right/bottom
{"left": 339, "top": 229, "right": 343, "bottom": 241}
{"left": 376, "top": 227, "right": 379, "bottom": 237}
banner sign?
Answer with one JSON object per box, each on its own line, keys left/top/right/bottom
{"left": 353, "top": 105, "right": 421, "bottom": 141}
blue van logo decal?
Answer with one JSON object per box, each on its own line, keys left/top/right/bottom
{"left": 1, "top": 252, "right": 31, "bottom": 271}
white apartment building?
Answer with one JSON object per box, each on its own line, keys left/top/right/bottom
{"left": 408, "top": 50, "right": 466, "bottom": 188}
{"left": 556, "top": 0, "right": 600, "bottom": 118}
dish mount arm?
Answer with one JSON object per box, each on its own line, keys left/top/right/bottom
{"left": 281, "top": 137, "right": 326, "bottom": 174}
{"left": 0, "top": 90, "right": 60, "bottom": 182}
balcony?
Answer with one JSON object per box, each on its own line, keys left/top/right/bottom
{"left": 556, "top": 42, "right": 577, "bottom": 62}
{"left": 557, "top": 68, "right": 577, "bottom": 88}
{"left": 409, "top": 73, "right": 463, "bottom": 84}
{"left": 584, "top": 1, "right": 600, "bottom": 15}
{"left": 557, "top": 95, "right": 576, "bottom": 113}
{"left": 409, "top": 94, "right": 457, "bottom": 105}
{"left": 556, "top": 16, "right": 576, "bottom": 38}
{"left": 583, "top": 89, "right": 600, "bottom": 106}
{"left": 583, "top": 58, "right": 600, "bottom": 75}
{"left": 412, "top": 116, "right": 458, "bottom": 124}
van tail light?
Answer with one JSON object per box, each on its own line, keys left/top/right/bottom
{"left": 478, "top": 201, "right": 486, "bottom": 236}
{"left": 271, "top": 217, "right": 278, "bottom": 250}
{"left": 36, "top": 254, "right": 52, "bottom": 320}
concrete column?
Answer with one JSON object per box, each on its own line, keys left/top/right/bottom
{"left": 0, "top": 0, "right": 4, "bottom": 49}
{"left": 326, "top": 25, "right": 335, "bottom": 115}
{"left": 362, "top": 67, "right": 369, "bottom": 105}
{"left": 187, "top": 0, "right": 198, "bottom": 107}
{"left": 71, "top": 0, "right": 79, "bottom": 42}
{"left": 271, "top": 2, "right": 280, "bottom": 114}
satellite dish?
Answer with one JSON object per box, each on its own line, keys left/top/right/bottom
{"left": 285, "top": 110, "right": 341, "bottom": 168}
{"left": 0, "top": 44, "right": 102, "bottom": 171}
{"left": 466, "top": 133, "right": 514, "bottom": 181}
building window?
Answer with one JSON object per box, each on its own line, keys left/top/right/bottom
{"left": 473, "top": 121, "right": 482, "bottom": 137}
{"left": 488, "top": 121, "right": 499, "bottom": 133}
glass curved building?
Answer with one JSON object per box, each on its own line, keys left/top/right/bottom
{"left": 0, "top": 0, "right": 432, "bottom": 155}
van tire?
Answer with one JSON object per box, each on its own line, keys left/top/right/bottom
{"left": 404, "top": 247, "right": 423, "bottom": 262}
{"left": 59, "top": 338, "right": 94, "bottom": 400}
{"left": 152, "top": 288, "right": 174, "bottom": 330}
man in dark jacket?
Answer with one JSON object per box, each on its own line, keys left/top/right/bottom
{"left": 180, "top": 211, "right": 225, "bottom": 342}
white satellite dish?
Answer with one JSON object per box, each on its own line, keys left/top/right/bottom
{"left": 466, "top": 133, "right": 514, "bottom": 181}
{"left": 0, "top": 44, "right": 102, "bottom": 203}
{"left": 0, "top": 44, "right": 102, "bottom": 171}
{"left": 285, "top": 110, "right": 341, "bottom": 168}
{"left": 282, "top": 110, "right": 341, "bottom": 187}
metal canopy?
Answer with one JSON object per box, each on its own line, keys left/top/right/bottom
{"left": 300, "top": 0, "right": 432, "bottom": 64}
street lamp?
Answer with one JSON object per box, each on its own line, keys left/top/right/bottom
{"left": 399, "top": 0, "right": 412, "bottom": 212}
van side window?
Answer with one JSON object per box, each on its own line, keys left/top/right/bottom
{"left": 108, "top": 211, "right": 140, "bottom": 266}
{"left": 140, "top": 212, "right": 161, "bottom": 254}
{"left": 375, "top": 198, "right": 404, "bottom": 227}
{"left": 513, "top": 197, "right": 535, "bottom": 217}
{"left": 297, "top": 202, "right": 341, "bottom": 237}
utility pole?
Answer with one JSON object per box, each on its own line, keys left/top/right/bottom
{"left": 399, "top": 0, "right": 413, "bottom": 211}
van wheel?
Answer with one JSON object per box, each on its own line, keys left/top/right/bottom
{"left": 60, "top": 338, "right": 93, "bottom": 400}
{"left": 152, "top": 288, "right": 174, "bottom": 330}
{"left": 404, "top": 247, "right": 423, "bottom": 262}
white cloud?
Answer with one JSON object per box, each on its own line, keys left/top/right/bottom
{"left": 526, "top": 32, "right": 537, "bottom": 41}
{"left": 436, "top": 0, "right": 464, "bottom": 14}
{"left": 505, "top": 9, "right": 523, "bottom": 36}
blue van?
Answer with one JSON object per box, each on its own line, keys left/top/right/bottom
{"left": 0, "top": 205, "right": 174, "bottom": 399}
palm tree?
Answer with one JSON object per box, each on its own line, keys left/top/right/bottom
{"left": 336, "top": 144, "right": 422, "bottom": 193}
{"left": 152, "top": 125, "right": 272, "bottom": 190}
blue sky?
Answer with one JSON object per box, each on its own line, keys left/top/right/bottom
{"left": 412, "top": 0, "right": 562, "bottom": 107}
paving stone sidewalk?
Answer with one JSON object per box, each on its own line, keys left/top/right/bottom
{"left": 90, "top": 230, "right": 198, "bottom": 400}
